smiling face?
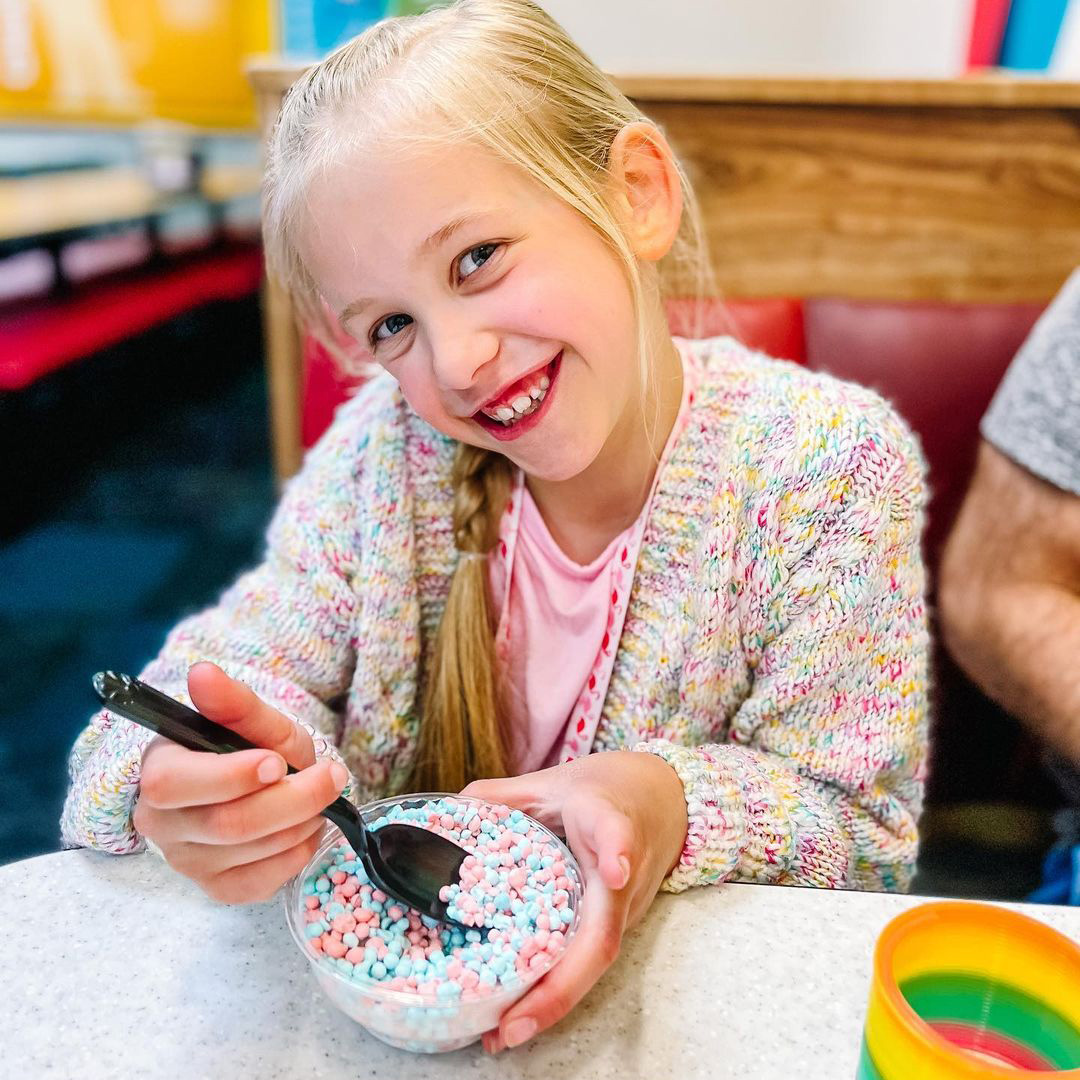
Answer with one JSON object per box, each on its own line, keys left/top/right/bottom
{"left": 297, "top": 139, "right": 644, "bottom": 483}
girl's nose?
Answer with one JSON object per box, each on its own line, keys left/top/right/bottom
{"left": 429, "top": 321, "right": 500, "bottom": 393}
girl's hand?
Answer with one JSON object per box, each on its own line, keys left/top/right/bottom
{"left": 461, "top": 750, "right": 688, "bottom": 1053}
{"left": 132, "top": 662, "right": 348, "bottom": 904}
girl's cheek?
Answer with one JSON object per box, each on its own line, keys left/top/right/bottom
{"left": 395, "top": 371, "right": 458, "bottom": 436}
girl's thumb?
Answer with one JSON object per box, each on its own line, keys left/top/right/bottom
{"left": 460, "top": 774, "right": 535, "bottom": 807}
{"left": 459, "top": 772, "right": 564, "bottom": 832}
{"left": 591, "top": 805, "right": 636, "bottom": 891}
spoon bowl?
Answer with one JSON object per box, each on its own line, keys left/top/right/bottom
{"left": 91, "top": 671, "right": 468, "bottom": 922}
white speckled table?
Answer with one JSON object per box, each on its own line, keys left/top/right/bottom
{"left": 4, "top": 851, "right": 1080, "bottom": 1079}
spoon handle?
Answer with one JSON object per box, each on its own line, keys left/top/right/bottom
{"left": 91, "top": 671, "right": 357, "bottom": 822}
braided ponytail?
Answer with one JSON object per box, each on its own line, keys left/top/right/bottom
{"left": 411, "top": 444, "right": 513, "bottom": 790}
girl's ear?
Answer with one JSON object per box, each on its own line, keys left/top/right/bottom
{"left": 608, "top": 121, "right": 683, "bottom": 262}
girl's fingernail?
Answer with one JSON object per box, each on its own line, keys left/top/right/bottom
{"left": 330, "top": 761, "right": 349, "bottom": 789}
{"left": 503, "top": 1018, "right": 537, "bottom": 1047}
{"left": 618, "top": 855, "right": 631, "bottom": 887}
{"left": 257, "top": 755, "right": 285, "bottom": 783}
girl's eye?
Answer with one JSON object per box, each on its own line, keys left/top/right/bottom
{"left": 372, "top": 313, "right": 413, "bottom": 343}
{"left": 457, "top": 243, "right": 499, "bottom": 280}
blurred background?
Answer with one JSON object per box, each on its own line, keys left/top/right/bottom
{"left": 1, "top": 0, "right": 1078, "bottom": 903}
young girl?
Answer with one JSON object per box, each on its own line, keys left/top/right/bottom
{"left": 61, "top": 0, "right": 929, "bottom": 1054}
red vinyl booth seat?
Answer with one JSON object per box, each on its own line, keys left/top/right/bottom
{"left": 299, "top": 294, "right": 1048, "bottom": 810}
{"left": 0, "top": 243, "right": 264, "bottom": 392}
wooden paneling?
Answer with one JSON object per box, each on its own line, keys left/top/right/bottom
{"left": 616, "top": 73, "right": 1080, "bottom": 108}
{"left": 651, "top": 101, "right": 1080, "bottom": 302}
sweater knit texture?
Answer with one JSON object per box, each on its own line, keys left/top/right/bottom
{"left": 61, "top": 336, "right": 930, "bottom": 893}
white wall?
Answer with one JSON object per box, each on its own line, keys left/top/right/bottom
{"left": 537, "top": 0, "right": 975, "bottom": 78}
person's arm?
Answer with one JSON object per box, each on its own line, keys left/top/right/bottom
{"left": 938, "top": 439, "right": 1080, "bottom": 762}
{"left": 639, "top": 398, "right": 930, "bottom": 895}
{"left": 59, "top": 379, "right": 402, "bottom": 854}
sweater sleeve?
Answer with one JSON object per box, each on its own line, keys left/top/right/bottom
{"left": 58, "top": 384, "right": 393, "bottom": 854}
{"left": 636, "top": 390, "right": 929, "bottom": 893}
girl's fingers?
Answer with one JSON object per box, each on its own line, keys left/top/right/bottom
{"left": 482, "top": 795, "right": 638, "bottom": 1052}
{"left": 460, "top": 774, "right": 540, "bottom": 810}
{"left": 186, "top": 661, "right": 316, "bottom": 770}
{"left": 146, "top": 757, "right": 347, "bottom": 846}
{"left": 203, "top": 829, "right": 328, "bottom": 905}
{"left": 140, "top": 737, "right": 286, "bottom": 810}
{"left": 565, "top": 798, "right": 636, "bottom": 891}
{"left": 460, "top": 768, "right": 566, "bottom": 832}
{"left": 167, "top": 815, "right": 327, "bottom": 878}
{"left": 489, "top": 874, "right": 627, "bottom": 1052}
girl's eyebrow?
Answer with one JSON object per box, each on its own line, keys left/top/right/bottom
{"left": 418, "top": 210, "right": 492, "bottom": 257}
{"left": 338, "top": 210, "right": 499, "bottom": 325}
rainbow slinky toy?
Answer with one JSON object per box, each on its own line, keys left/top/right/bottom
{"left": 859, "top": 901, "right": 1080, "bottom": 1077}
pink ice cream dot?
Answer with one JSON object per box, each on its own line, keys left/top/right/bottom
{"left": 324, "top": 937, "right": 347, "bottom": 959}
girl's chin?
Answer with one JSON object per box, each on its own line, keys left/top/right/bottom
{"left": 502, "top": 435, "right": 606, "bottom": 484}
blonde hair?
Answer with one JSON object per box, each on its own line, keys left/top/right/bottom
{"left": 263, "top": 0, "right": 713, "bottom": 792}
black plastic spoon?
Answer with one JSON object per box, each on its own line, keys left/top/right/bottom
{"left": 92, "top": 671, "right": 468, "bottom": 924}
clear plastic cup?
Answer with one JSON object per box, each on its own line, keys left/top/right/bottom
{"left": 284, "top": 792, "right": 584, "bottom": 1053}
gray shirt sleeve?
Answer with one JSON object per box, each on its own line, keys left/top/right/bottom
{"left": 981, "top": 268, "right": 1080, "bottom": 496}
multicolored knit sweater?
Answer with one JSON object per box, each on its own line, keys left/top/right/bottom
{"left": 61, "top": 336, "right": 930, "bottom": 893}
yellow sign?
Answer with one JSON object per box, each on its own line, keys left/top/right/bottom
{"left": 0, "top": 0, "right": 273, "bottom": 129}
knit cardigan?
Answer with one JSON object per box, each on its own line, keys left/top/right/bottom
{"left": 61, "top": 336, "right": 930, "bottom": 893}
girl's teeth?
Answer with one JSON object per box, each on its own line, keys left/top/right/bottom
{"left": 483, "top": 375, "right": 550, "bottom": 426}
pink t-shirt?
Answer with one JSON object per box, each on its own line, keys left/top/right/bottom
{"left": 489, "top": 340, "right": 699, "bottom": 773}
